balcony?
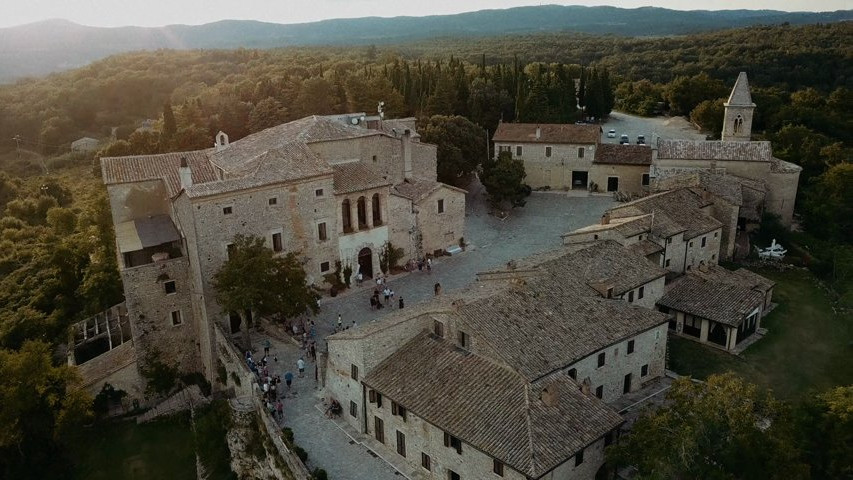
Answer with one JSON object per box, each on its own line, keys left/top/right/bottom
{"left": 116, "top": 215, "right": 184, "bottom": 269}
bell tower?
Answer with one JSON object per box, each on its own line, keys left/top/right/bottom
{"left": 722, "top": 72, "right": 756, "bottom": 142}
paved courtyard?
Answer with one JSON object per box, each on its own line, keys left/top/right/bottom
{"left": 258, "top": 181, "right": 615, "bottom": 479}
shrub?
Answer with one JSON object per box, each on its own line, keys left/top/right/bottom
{"left": 293, "top": 445, "right": 308, "bottom": 463}
{"left": 312, "top": 468, "right": 329, "bottom": 480}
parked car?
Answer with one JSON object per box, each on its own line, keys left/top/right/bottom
{"left": 637, "top": 135, "right": 646, "bottom": 145}
{"left": 619, "top": 134, "right": 629, "bottom": 144}
{"left": 607, "top": 129, "right": 616, "bottom": 138}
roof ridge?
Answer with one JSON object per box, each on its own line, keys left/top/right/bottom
{"left": 523, "top": 383, "right": 537, "bottom": 477}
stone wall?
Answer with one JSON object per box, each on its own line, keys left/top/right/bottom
{"left": 121, "top": 255, "right": 201, "bottom": 376}
{"left": 497, "top": 142, "right": 598, "bottom": 190}
{"left": 706, "top": 197, "right": 739, "bottom": 261}
{"left": 387, "top": 194, "right": 416, "bottom": 260}
{"left": 417, "top": 186, "right": 466, "bottom": 254}
{"left": 589, "top": 164, "right": 650, "bottom": 195}
{"left": 683, "top": 228, "right": 723, "bottom": 271}
{"left": 76, "top": 340, "right": 144, "bottom": 400}
{"left": 620, "top": 276, "right": 666, "bottom": 310}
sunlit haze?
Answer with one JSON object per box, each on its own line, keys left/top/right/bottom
{"left": 3, "top": 0, "right": 848, "bottom": 28}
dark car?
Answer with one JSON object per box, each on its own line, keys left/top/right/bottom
{"left": 619, "top": 134, "right": 629, "bottom": 145}
{"left": 637, "top": 135, "right": 646, "bottom": 145}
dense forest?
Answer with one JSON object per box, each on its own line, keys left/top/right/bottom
{"left": 0, "top": 21, "right": 850, "bottom": 478}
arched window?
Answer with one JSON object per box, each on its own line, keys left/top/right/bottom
{"left": 342, "top": 199, "right": 352, "bottom": 233}
{"left": 733, "top": 115, "right": 743, "bottom": 134}
{"left": 372, "top": 193, "right": 382, "bottom": 226}
{"left": 357, "top": 196, "right": 368, "bottom": 229}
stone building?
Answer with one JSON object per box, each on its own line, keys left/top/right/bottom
{"left": 659, "top": 265, "right": 775, "bottom": 352}
{"left": 563, "top": 188, "right": 724, "bottom": 272}
{"left": 100, "top": 113, "right": 465, "bottom": 382}
{"left": 652, "top": 72, "right": 801, "bottom": 226}
{"left": 326, "top": 241, "right": 671, "bottom": 479}
{"left": 492, "top": 123, "right": 652, "bottom": 195}
{"left": 71, "top": 136, "right": 99, "bottom": 152}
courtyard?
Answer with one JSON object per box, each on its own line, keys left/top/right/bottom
{"left": 261, "top": 182, "right": 616, "bottom": 479}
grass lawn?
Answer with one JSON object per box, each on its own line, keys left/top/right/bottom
{"left": 668, "top": 267, "right": 853, "bottom": 401}
{"left": 70, "top": 413, "right": 197, "bottom": 480}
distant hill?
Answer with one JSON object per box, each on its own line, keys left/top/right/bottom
{"left": 0, "top": 5, "right": 850, "bottom": 82}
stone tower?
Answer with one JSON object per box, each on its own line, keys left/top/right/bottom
{"left": 721, "top": 72, "right": 756, "bottom": 142}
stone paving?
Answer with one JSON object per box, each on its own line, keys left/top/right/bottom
{"left": 255, "top": 181, "right": 615, "bottom": 479}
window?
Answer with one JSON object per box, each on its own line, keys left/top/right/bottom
{"left": 437, "top": 199, "right": 445, "bottom": 214}
{"left": 578, "top": 147, "right": 585, "bottom": 158}
{"left": 342, "top": 199, "right": 352, "bottom": 233}
{"left": 170, "top": 310, "right": 182, "bottom": 326}
{"left": 315, "top": 188, "right": 324, "bottom": 197}
{"left": 597, "top": 352, "right": 606, "bottom": 368}
{"left": 421, "top": 453, "right": 431, "bottom": 471}
{"left": 396, "top": 431, "right": 406, "bottom": 457}
{"left": 516, "top": 145, "right": 523, "bottom": 157}
{"left": 222, "top": 206, "right": 232, "bottom": 215}
{"left": 272, "top": 232, "right": 283, "bottom": 252}
{"left": 372, "top": 193, "right": 382, "bottom": 225}
{"left": 567, "top": 368, "right": 577, "bottom": 380}
{"left": 638, "top": 235, "right": 643, "bottom": 240}
{"left": 627, "top": 339, "right": 635, "bottom": 354}
{"left": 372, "top": 155, "right": 377, "bottom": 162}
{"left": 714, "top": 232, "right": 718, "bottom": 238}
{"left": 374, "top": 416, "right": 384, "bottom": 444}
{"left": 689, "top": 241, "right": 694, "bottom": 248}
{"left": 545, "top": 146, "right": 552, "bottom": 157}
{"left": 369, "top": 389, "right": 376, "bottom": 403}
{"left": 351, "top": 364, "right": 358, "bottom": 381}
{"left": 638, "top": 286, "right": 645, "bottom": 299}
{"left": 712, "top": 254, "right": 717, "bottom": 261}
{"left": 376, "top": 393, "right": 383, "bottom": 408}
{"left": 667, "top": 237, "right": 672, "bottom": 244}
{"left": 575, "top": 448, "right": 585, "bottom": 466}
{"left": 268, "top": 197, "right": 277, "bottom": 206}
{"left": 628, "top": 291, "right": 634, "bottom": 302}
{"left": 357, "top": 196, "right": 368, "bottom": 228}
{"left": 391, "top": 401, "right": 407, "bottom": 421}
{"left": 642, "top": 173, "right": 650, "bottom": 186}
{"left": 457, "top": 330, "right": 469, "bottom": 348}
{"left": 226, "top": 243, "right": 235, "bottom": 260}
{"left": 317, "top": 222, "right": 328, "bottom": 241}
{"left": 350, "top": 401, "right": 357, "bottom": 417}
{"left": 665, "top": 259, "right": 671, "bottom": 267}
{"left": 701, "top": 236, "right": 707, "bottom": 248}
{"left": 595, "top": 385, "right": 603, "bottom": 399}
{"left": 434, "top": 320, "right": 444, "bottom": 337}
{"left": 641, "top": 364, "right": 649, "bottom": 377}
{"left": 606, "top": 287, "right": 613, "bottom": 299}
{"left": 164, "top": 281, "right": 176, "bottom": 294}
{"left": 594, "top": 234, "right": 599, "bottom": 240}
{"left": 493, "top": 459, "right": 505, "bottom": 476}
{"left": 444, "top": 432, "right": 462, "bottom": 454}
{"left": 320, "top": 261, "right": 330, "bottom": 273}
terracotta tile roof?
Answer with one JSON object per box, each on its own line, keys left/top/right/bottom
{"left": 186, "top": 142, "right": 333, "bottom": 198}
{"left": 658, "top": 274, "right": 764, "bottom": 327}
{"left": 457, "top": 277, "right": 669, "bottom": 381}
{"left": 691, "top": 265, "right": 775, "bottom": 293}
{"left": 770, "top": 157, "right": 803, "bottom": 174}
{"left": 593, "top": 144, "right": 652, "bottom": 165}
{"left": 629, "top": 239, "right": 664, "bottom": 257}
{"left": 657, "top": 139, "right": 772, "bottom": 162}
{"left": 493, "top": 122, "right": 600, "bottom": 144}
{"left": 332, "top": 162, "right": 391, "bottom": 194}
{"left": 363, "top": 332, "right": 623, "bottom": 478}
{"left": 610, "top": 189, "right": 722, "bottom": 240}
{"left": 101, "top": 150, "right": 218, "bottom": 198}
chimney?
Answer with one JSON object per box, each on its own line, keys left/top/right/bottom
{"left": 179, "top": 156, "right": 193, "bottom": 190}
{"left": 535, "top": 126, "right": 541, "bottom": 140}
{"left": 540, "top": 385, "right": 558, "bottom": 407}
{"left": 402, "top": 128, "right": 413, "bottom": 180}
{"left": 601, "top": 212, "right": 611, "bottom": 225}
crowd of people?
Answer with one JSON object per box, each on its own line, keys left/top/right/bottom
{"left": 244, "top": 338, "right": 316, "bottom": 426}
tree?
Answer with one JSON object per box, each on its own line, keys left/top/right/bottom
{"left": 419, "top": 115, "right": 486, "bottom": 186}
{"left": 213, "top": 235, "right": 319, "bottom": 350}
{"left": 481, "top": 151, "right": 529, "bottom": 207}
{"left": 664, "top": 73, "right": 728, "bottom": 116}
{"left": 803, "top": 162, "right": 853, "bottom": 243}
{"left": 0, "top": 341, "right": 92, "bottom": 479}
{"left": 248, "top": 97, "right": 288, "bottom": 133}
{"left": 690, "top": 98, "right": 726, "bottom": 137}
{"left": 607, "top": 373, "right": 809, "bottom": 480}
{"left": 161, "top": 101, "right": 177, "bottom": 148}
{"left": 795, "top": 385, "right": 853, "bottom": 479}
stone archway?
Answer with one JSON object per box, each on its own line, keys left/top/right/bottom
{"left": 358, "top": 247, "right": 373, "bottom": 279}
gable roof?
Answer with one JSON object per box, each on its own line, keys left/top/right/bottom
{"left": 726, "top": 72, "right": 756, "bottom": 107}
{"left": 609, "top": 189, "right": 722, "bottom": 240}
{"left": 657, "top": 138, "right": 772, "bottom": 163}
{"left": 593, "top": 144, "right": 652, "bottom": 165}
{"left": 658, "top": 274, "right": 764, "bottom": 327}
{"left": 691, "top": 265, "right": 775, "bottom": 293}
{"left": 332, "top": 162, "right": 391, "bottom": 194}
{"left": 493, "top": 122, "right": 600, "bottom": 144}
{"left": 101, "top": 150, "right": 219, "bottom": 198}
{"left": 363, "top": 331, "right": 623, "bottom": 478}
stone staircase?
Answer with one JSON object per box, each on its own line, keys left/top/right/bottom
{"left": 137, "top": 385, "right": 208, "bottom": 423}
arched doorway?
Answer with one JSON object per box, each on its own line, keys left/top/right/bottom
{"left": 709, "top": 322, "right": 727, "bottom": 347}
{"left": 358, "top": 247, "right": 373, "bottom": 279}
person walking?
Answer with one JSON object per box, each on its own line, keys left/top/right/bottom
{"left": 297, "top": 357, "right": 305, "bottom": 377}
{"left": 263, "top": 339, "right": 271, "bottom": 356}
{"left": 399, "top": 297, "right": 404, "bottom": 309}
{"left": 337, "top": 314, "right": 343, "bottom": 330}
{"left": 427, "top": 257, "right": 432, "bottom": 273}
{"left": 284, "top": 371, "right": 294, "bottom": 391}
{"left": 276, "top": 399, "right": 284, "bottom": 422}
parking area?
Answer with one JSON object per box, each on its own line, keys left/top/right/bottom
{"left": 600, "top": 111, "right": 706, "bottom": 145}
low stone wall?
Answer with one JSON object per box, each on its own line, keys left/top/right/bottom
{"left": 214, "top": 323, "right": 311, "bottom": 479}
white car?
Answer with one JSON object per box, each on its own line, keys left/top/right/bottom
{"left": 607, "top": 129, "right": 616, "bottom": 138}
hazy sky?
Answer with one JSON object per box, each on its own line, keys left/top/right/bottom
{"left": 2, "top": 0, "right": 847, "bottom": 28}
